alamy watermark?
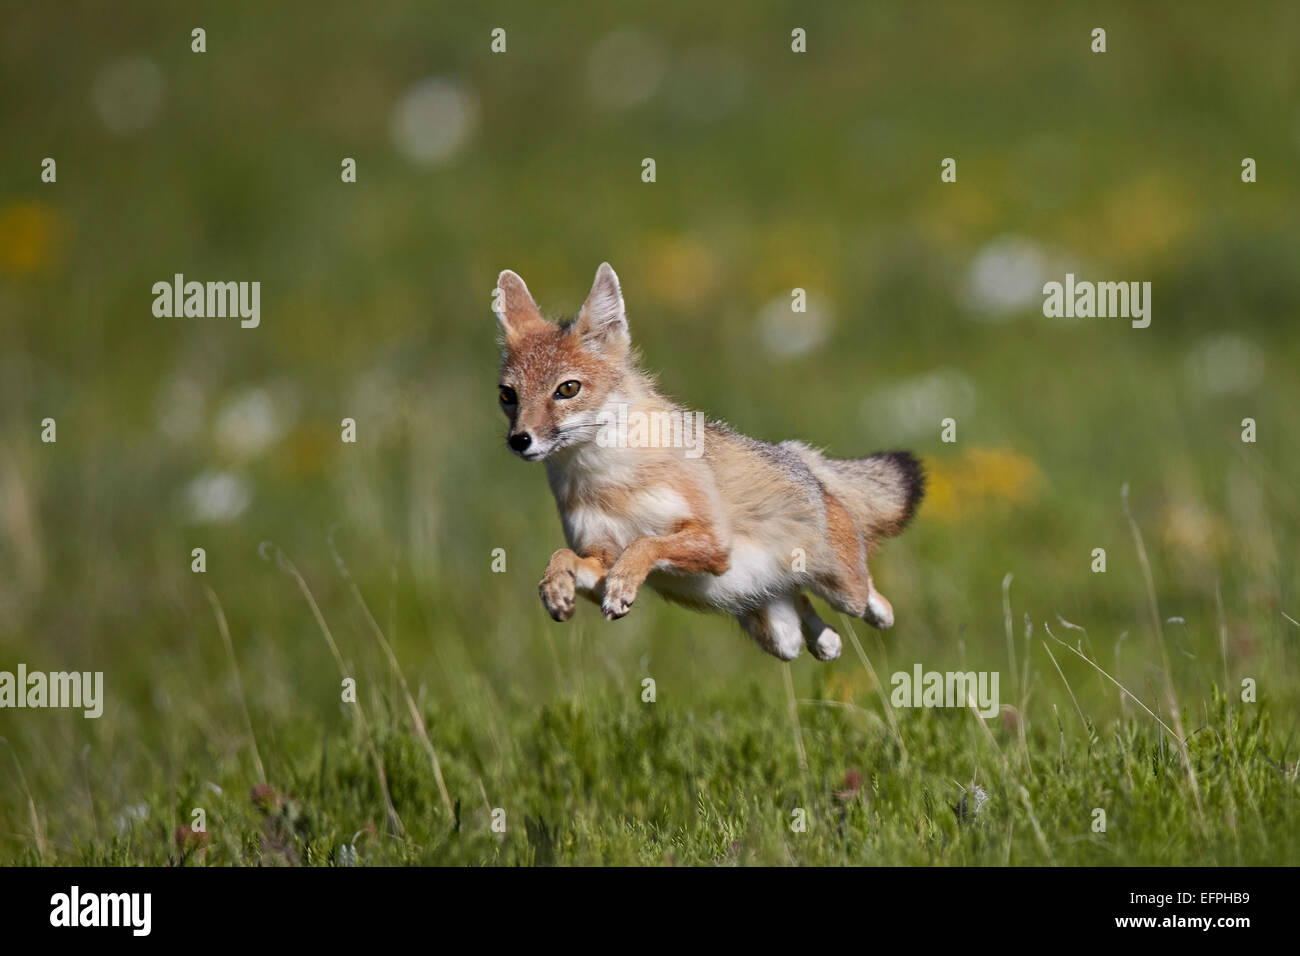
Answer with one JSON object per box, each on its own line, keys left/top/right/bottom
{"left": 152, "top": 273, "right": 260, "bottom": 328}
{"left": 50, "top": 886, "right": 150, "bottom": 936}
{"left": 594, "top": 404, "right": 706, "bottom": 458}
{"left": 1042, "top": 273, "right": 1151, "bottom": 328}
{"left": 0, "top": 664, "right": 103, "bottom": 718}
{"left": 890, "top": 663, "right": 999, "bottom": 718}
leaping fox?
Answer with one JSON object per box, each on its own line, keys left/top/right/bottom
{"left": 494, "top": 262, "right": 924, "bottom": 661}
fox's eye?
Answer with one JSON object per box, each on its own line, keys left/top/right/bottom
{"left": 554, "top": 380, "right": 581, "bottom": 399}
{"left": 499, "top": 385, "right": 517, "bottom": 405}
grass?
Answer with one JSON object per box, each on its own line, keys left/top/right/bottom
{"left": 5, "top": 521, "right": 1298, "bottom": 866}
{"left": 14, "top": 671, "right": 1294, "bottom": 867}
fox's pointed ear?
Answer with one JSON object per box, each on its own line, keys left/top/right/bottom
{"left": 494, "top": 269, "right": 545, "bottom": 345}
{"left": 572, "top": 262, "right": 629, "bottom": 352}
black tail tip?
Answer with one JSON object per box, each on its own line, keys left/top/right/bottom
{"left": 881, "top": 450, "right": 926, "bottom": 527}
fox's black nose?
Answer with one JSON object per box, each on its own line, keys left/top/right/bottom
{"left": 508, "top": 432, "right": 532, "bottom": 452}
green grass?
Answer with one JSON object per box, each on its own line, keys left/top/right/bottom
{"left": 6, "top": 539, "right": 1299, "bottom": 866}
{"left": 13, "top": 660, "right": 1295, "bottom": 866}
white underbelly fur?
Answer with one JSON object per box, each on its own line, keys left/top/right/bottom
{"left": 647, "top": 537, "right": 789, "bottom": 614}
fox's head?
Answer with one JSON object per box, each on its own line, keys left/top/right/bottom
{"left": 494, "top": 262, "right": 632, "bottom": 461}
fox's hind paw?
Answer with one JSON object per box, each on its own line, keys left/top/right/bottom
{"left": 539, "top": 569, "right": 577, "bottom": 622}
{"left": 864, "top": 590, "right": 894, "bottom": 630}
{"left": 807, "top": 625, "right": 843, "bottom": 661}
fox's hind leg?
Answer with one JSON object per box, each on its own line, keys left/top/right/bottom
{"left": 794, "top": 592, "right": 842, "bottom": 661}
{"left": 863, "top": 584, "right": 893, "bottom": 630}
{"left": 737, "top": 595, "right": 804, "bottom": 661}
{"left": 811, "top": 490, "right": 895, "bottom": 630}
{"left": 814, "top": 570, "right": 894, "bottom": 630}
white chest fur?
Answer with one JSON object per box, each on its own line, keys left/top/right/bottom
{"left": 547, "top": 444, "right": 692, "bottom": 553}
{"left": 561, "top": 485, "right": 691, "bottom": 553}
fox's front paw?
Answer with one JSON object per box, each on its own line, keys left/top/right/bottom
{"left": 539, "top": 569, "right": 576, "bottom": 622}
{"left": 601, "top": 570, "right": 639, "bottom": 620}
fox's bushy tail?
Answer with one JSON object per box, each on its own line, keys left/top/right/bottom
{"left": 787, "top": 445, "right": 926, "bottom": 541}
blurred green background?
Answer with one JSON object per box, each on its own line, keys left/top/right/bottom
{"left": 1, "top": 1, "right": 1298, "bottom": 864}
